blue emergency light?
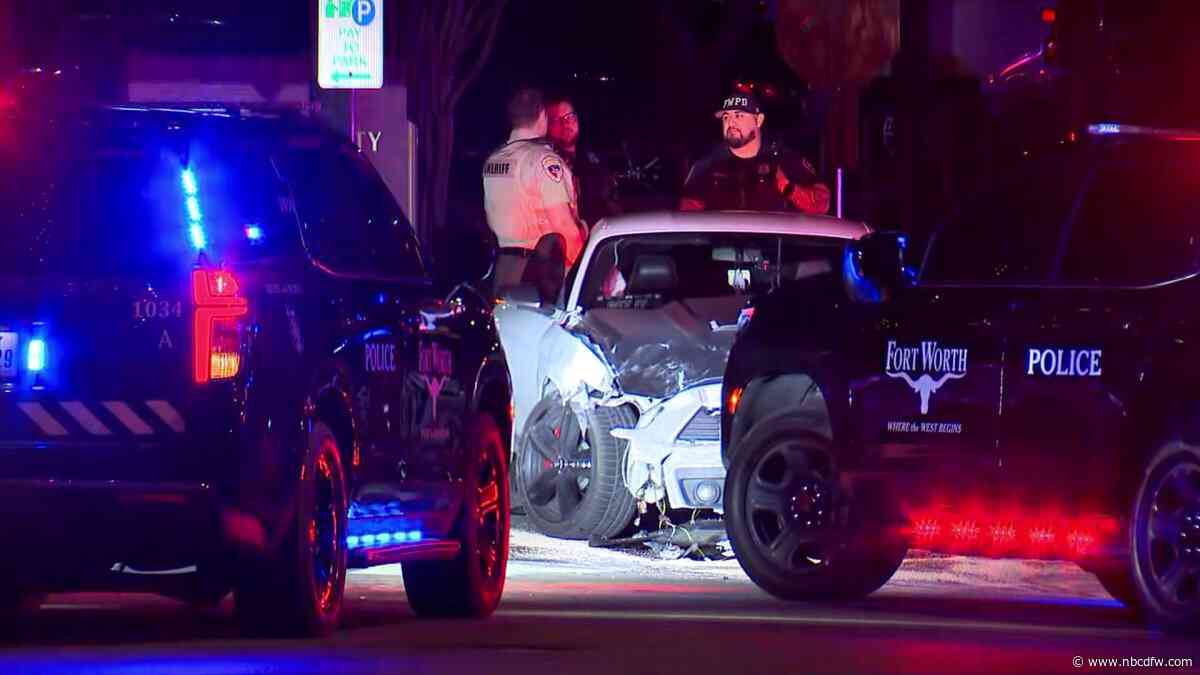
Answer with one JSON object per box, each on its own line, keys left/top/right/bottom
{"left": 26, "top": 339, "right": 46, "bottom": 372}
{"left": 182, "top": 168, "right": 207, "bottom": 250}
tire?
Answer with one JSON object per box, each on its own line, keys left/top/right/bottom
{"left": 515, "top": 393, "right": 636, "bottom": 540}
{"left": 725, "top": 417, "right": 906, "bottom": 601}
{"left": 1095, "top": 567, "right": 1139, "bottom": 608}
{"left": 1129, "top": 440, "right": 1200, "bottom": 631}
{"left": 404, "top": 412, "right": 510, "bottom": 618}
{"left": 235, "top": 422, "right": 349, "bottom": 638}
{"left": 0, "top": 586, "right": 41, "bottom": 633}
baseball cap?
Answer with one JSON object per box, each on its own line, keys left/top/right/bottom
{"left": 714, "top": 91, "right": 762, "bottom": 118}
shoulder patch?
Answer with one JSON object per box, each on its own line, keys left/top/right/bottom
{"left": 541, "top": 155, "right": 564, "bottom": 183}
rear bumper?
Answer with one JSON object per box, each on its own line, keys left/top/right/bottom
{"left": 0, "top": 479, "right": 226, "bottom": 590}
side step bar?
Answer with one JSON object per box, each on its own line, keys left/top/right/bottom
{"left": 350, "top": 540, "right": 461, "bottom": 568}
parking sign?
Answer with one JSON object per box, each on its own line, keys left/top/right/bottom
{"left": 318, "top": 0, "right": 384, "bottom": 89}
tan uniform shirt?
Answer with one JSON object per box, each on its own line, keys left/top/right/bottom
{"left": 483, "top": 132, "right": 585, "bottom": 265}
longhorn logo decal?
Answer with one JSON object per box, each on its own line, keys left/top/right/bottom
{"left": 884, "top": 340, "right": 968, "bottom": 415}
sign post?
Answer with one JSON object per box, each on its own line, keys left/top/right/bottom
{"left": 317, "top": 0, "right": 385, "bottom": 138}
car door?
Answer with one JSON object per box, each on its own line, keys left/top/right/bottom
{"left": 851, "top": 164, "right": 1066, "bottom": 481}
{"left": 850, "top": 285, "right": 1008, "bottom": 473}
{"left": 1002, "top": 139, "right": 1200, "bottom": 506}
{"left": 279, "top": 137, "right": 462, "bottom": 531}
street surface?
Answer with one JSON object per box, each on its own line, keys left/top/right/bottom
{"left": 2, "top": 519, "right": 1195, "bottom": 674}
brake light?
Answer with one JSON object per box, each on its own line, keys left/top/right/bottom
{"left": 192, "top": 269, "right": 247, "bottom": 384}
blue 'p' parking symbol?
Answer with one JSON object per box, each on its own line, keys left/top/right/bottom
{"left": 353, "top": 0, "right": 376, "bottom": 26}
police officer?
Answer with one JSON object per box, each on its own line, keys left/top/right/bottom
{"left": 546, "top": 95, "right": 622, "bottom": 225}
{"left": 483, "top": 87, "right": 588, "bottom": 294}
{"left": 680, "top": 91, "right": 830, "bottom": 214}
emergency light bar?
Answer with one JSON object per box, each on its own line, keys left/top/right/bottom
{"left": 1087, "top": 123, "right": 1200, "bottom": 141}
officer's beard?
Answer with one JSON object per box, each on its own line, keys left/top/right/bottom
{"left": 724, "top": 127, "right": 758, "bottom": 150}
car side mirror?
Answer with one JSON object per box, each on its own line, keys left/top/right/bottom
{"left": 498, "top": 283, "right": 542, "bottom": 306}
{"left": 844, "top": 231, "right": 913, "bottom": 302}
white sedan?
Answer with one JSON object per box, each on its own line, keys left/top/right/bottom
{"left": 495, "top": 210, "right": 870, "bottom": 540}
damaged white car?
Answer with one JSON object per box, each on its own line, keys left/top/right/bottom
{"left": 495, "top": 211, "right": 869, "bottom": 540}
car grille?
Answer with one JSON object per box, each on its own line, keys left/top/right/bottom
{"left": 676, "top": 408, "right": 721, "bottom": 443}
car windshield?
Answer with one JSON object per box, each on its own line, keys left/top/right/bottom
{"left": 578, "top": 232, "right": 844, "bottom": 311}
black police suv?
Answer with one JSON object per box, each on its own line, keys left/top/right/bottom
{"left": 722, "top": 122, "right": 1200, "bottom": 630}
{"left": 0, "top": 101, "right": 511, "bottom": 636}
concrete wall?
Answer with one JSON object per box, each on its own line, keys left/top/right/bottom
{"left": 317, "top": 87, "right": 418, "bottom": 229}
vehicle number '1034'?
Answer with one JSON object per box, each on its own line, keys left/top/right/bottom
{"left": 133, "top": 300, "right": 183, "bottom": 320}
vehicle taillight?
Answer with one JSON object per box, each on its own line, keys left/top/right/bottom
{"left": 192, "top": 269, "right": 247, "bottom": 384}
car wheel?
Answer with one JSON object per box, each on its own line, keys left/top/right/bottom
{"left": 1130, "top": 440, "right": 1200, "bottom": 631}
{"left": 235, "top": 422, "right": 348, "bottom": 638}
{"left": 404, "top": 412, "right": 510, "bottom": 618}
{"left": 726, "top": 418, "right": 906, "bottom": 601}
{"left": 515, "top": 393, "right": 636, "bottom": 540}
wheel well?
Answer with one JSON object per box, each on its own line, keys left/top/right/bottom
{"left": 314, "top": 387, "right": 357, "bottom": 479}
{"left": 726, "top": 374, "right": 831, "bottom": 464}
{"left": 477, "top": 373, "right": 513, "bottom": 458}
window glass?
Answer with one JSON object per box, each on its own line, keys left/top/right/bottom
{"left": 578, "top": 232, "right": 842, "bottom": 311}
{"left": 278, "top": 141, "right": 424, "bottom": 279}
{"left": 0, "top": 119, "right": 297, "bottom": 278}
{"left": 921, "top": 151, "right": 1080, "bottom": 284}
{"left": 1058, "top": 143, "right": 1200, "bottom": 285}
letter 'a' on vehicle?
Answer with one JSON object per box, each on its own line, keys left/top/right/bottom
{"left": 192, "top": 269, "right": 247, "bottom": 383}
{"left": 727, "top": 386, "right": 744, "bottom": 415}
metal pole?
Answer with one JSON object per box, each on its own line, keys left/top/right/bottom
{"left": 350, "top": 89, "right": 357, "bottom": 145}
{"left": 836, "top": 167, "right": 844, "bottom": 218}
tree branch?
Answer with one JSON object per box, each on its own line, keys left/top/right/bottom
{"left": 449, "top": 0, "right": 509, "bottom": 108}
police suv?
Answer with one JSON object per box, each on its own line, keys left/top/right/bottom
{"left": 722, "top": 122, "right": 1200, "bottom": 630}
{"left": 0, "top": 92, "right": 511, "bottom": 636}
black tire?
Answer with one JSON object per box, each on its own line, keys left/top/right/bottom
{"left": 0, "top": 586, "right": 41, "bottom": 632}
{"left": 515, "top": 393, "right": 636, "bottom": 540}
{"left": 1095, "top": 567, "right": 1139, "bottom": 608}
{"left": 1129, "top": 440, "right": 1200, "bottom": 631}
{"left": 235, "top": 422, "right": 349, "bottom": 638}
{"left": 404, "top": 412, "right": 510, "bottom": 618}
{"left": 726, "top": 417, "right": 906, "bottom": 601}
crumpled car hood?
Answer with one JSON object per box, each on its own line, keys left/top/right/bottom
{"left": 573, "top": 296, "right": 745, "bottom": 399}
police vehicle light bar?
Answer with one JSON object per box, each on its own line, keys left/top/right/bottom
{"left": 1087, "top": 123, "right": 1200, "bottom": 141}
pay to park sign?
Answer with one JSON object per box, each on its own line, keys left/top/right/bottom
{"left": 318, "top": 0, "right": 384, "bottom": 89}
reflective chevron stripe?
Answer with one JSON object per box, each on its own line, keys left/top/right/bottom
{"left": 101, "top": 401, "right": 155, "bottom": 435}
{"left": 145, "top": 400, "right": 186, "bottom": 433}
{"left": 12, "top": 401, "right": 189, "bottom": 437}
{"left": 61, "top": 401, "right": 113, "bottom": 436}
{"left": 17, "top": 403, "right": 69, "bottom": 437}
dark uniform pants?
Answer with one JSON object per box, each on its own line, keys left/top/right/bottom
{"left": 493, "top": 235, "right": 567, "bottom": 304}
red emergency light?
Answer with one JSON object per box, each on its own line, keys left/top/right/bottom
{"left": 903, "top": 504, "right": 1118, "bottom": 560}
{"left": 1041, "top": 7, "right": 1057, "bottom": 24}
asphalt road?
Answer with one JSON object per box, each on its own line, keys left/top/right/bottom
{"left": 2, "top": 522, "right": 1196, "bottom": 675}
